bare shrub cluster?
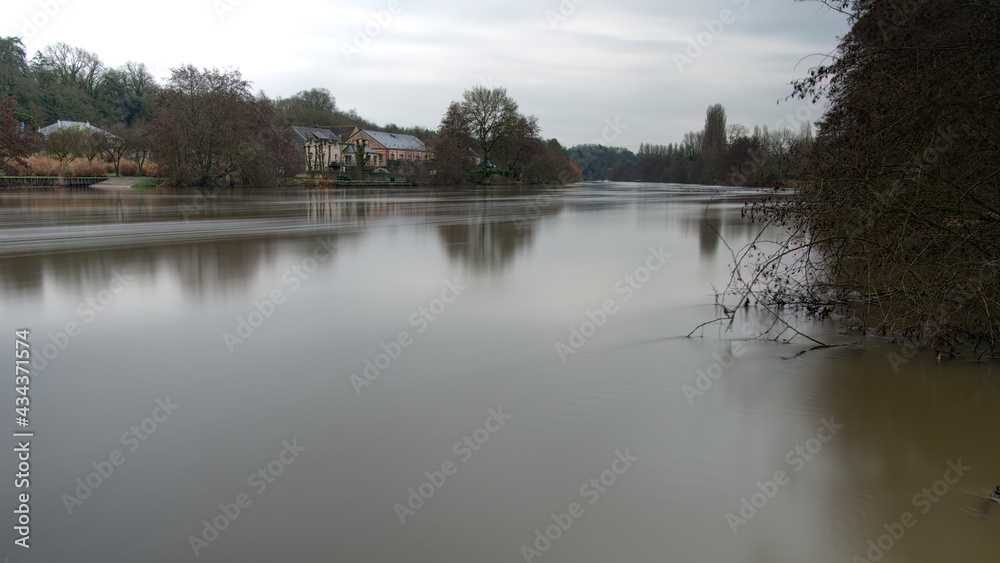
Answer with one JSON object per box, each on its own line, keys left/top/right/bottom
{"left": 16, "top": 153, "right": 107, "bottom": 177}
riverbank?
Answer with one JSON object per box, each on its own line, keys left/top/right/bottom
{"left": 0, "top": 176, "right": 108, "bottom": 188}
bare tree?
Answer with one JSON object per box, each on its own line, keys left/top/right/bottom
{"left": 125, "top": 124, "right": 152, "bottom": 175}
{"left": 81, "top": 131, "right": 107, "bottom": 164}
{"left": 150, "top": 66, "right": 298, "bottom": 187}
{"left": 32, "top": 43, "right": 105, "bottom": 98}
{"left": 103, "top": 125, "right": 131, "bottom": 176}
{"left": 460, "top": 86, "right": 520, "bottom": 169}
{"left": 726, "top": 124, "right": 749, "bottom": 146}
{"left": 43, "top": 126, "right": 88, "bottom": 164}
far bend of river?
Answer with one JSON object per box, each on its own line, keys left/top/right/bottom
{"left": 0, "top": 182, "right": 997, "bottom": 563}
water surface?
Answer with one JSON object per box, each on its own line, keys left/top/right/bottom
{"left": 1, "top": 183, "right": 997, "bottom": 562}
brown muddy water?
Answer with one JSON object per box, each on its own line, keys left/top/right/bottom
{"left": 0, "top": 183, "right": 997, "bottom": 563}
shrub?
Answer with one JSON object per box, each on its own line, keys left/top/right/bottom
{"left": 118, "top": 160, "right": 139, "bottom": 176}
{"left": 17, "top": 153, "right": 107, "bottom": 177}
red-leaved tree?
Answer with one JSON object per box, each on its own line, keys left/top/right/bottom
{"left": 0, "top": 96, "right": 34, "bottom": 174}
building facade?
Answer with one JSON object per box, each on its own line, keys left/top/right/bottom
{"left": 344, "top": 129, "right": 433, "bottom": 163}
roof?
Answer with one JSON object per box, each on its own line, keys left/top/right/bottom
{"left": 289, "top": 126, "right": 341, "bottom": 143}
{"left": 361, "top": 130, "right": 430, "bottom": 151}
{"left": 343, "top": 144, "right": 380, "bottom": 155}
{"left": 38, "top": 120, "right": 112, "bottom": 138}
{"left": 319, "top": 126, "right": 356, "bottom": 140}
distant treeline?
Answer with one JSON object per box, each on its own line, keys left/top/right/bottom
{"left": 0, "top": 37, "right": 433, "bottom": 140}
{"left": 0, "top": 37, "right": 582, "bottom": 186}
{"left": 566, "top": 104, "right": 814, "bottom": 187}
{"left": 563, "top": 145, "right": 637, "bottom": 181}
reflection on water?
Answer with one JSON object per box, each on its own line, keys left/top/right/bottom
{"left": 0, "top": 183, "right": 996, "bottom": 563}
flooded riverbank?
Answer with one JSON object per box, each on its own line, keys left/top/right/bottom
{"left": 1, "top": 183, "right": 996, "bottom": 562}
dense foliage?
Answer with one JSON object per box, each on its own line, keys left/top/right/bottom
{"left": 730, "top": 0, "right": 999, "bottom": 356}
{"left": 563, "top": 144, "right": 636, "bottom": 181}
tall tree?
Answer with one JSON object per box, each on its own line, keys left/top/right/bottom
{"left": 276, "top": 87, "right": 337, "bottom": 126}
{"left": 492, "top": 113, "right": 541, "bottom": 178}
{"left": 460, "top": 86, "right": 520, "bottom": 169}
{"left": 432, "top": 102, "right": 476, "bottom": 184}
{"left": 101, "top": 62, "right": 159, "bottom": 126}
{"left": 103, "top": 124, "right": 131, "bottom": 176}
{"left": 149, "top": 66, "right": 297, "bottom": 187}
{"left": 0, "top": 37, "right": 37, "bottom": 126}
{"left": 32, "top": 43, "right": 105, "bottom": 99}
{"left": 701, "top": 103, "right": 727, "bottom": 184}
{"left": 0, "top": 37, "right": 28, "bottom": 99}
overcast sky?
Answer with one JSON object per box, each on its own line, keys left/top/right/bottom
{"left": 7, "top": 0, "right": 849, "bottom": 150}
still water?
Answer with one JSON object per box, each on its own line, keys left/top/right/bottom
{"left": 1, "top": 183, "right": 997, "bottom": 563}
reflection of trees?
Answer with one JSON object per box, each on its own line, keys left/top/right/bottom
{"left": 435, "top": 188, "right": 564, "bottom": 273}
{"left": 681, "top": 202, "right": 761, "bottom": 260}
{"left": 0, "top": 186, "right": 567, "bottom": 298}
{"left": 438, "top": 218, "right": 531, "bottom": 274}
{"left": 561, "top": 189, "right": 762, "bottom": 261}
{"left": 0, "top": 239, "right": 278, "bottom": 299}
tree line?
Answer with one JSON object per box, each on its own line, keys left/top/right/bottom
{"left": 596, "top": 104, "right": 814, "bottom": 186}
{"left": 1, "top": 37, "right": 582, "bottom": 186}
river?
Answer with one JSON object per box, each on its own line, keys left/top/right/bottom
{"left": 1, "top": 183, "right": 997, "bottom": 562}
